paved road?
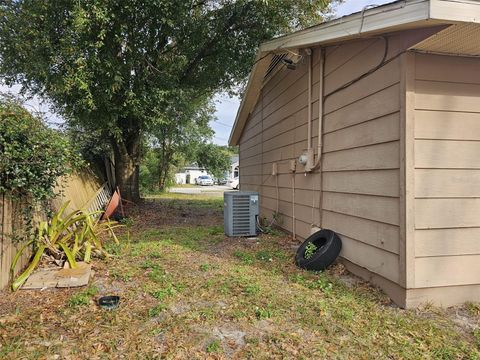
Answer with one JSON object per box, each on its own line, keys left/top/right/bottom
{"left": 169, "top": 185, "right": 235, "bottom": 194}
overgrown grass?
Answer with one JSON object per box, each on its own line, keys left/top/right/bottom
{"left": 1, "top": 193, "right": 479, "bottom": 359}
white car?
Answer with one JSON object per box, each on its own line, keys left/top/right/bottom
{"left": 196, "top": 175, "right": 214, "bottom": 186}
{"left": 228, "top": 177, "right": 239, "bottom": 190}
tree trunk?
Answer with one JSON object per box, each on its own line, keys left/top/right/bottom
{"left": 111, "top": 137, "right": 141, "bottom": 203}
{"left": 157, "top": 140, "right": 172, "bottom": 192}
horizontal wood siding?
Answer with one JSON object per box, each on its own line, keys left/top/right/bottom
{"left": 321, "top": 37, "right": 403, "bottom": 284}
{"left": 237, "top": 31, "right": 435, "bottom": 286}
{"left": 413, "top": 53, "right": 480, "bottom": 288}
{"left": 240, "top": 47, "right": 321, "bottom": 241}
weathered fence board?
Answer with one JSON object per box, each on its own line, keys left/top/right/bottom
{"left": 0, "top": 194, "right": 32, "bottom": 289}
{"left": 1, "top": 171, "right": 107, "bottom": 290}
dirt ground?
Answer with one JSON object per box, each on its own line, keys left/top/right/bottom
{"left": 0, "top": 193, "right": 479, "bottom": 359}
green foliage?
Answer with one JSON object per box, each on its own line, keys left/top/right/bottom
{"left": 259, "top": 212, "right": 283, "bottom": 234}
{"left": 473, "top": 329, "right": 480, "bottom": 349}
{"left": 0, "top": 97, "right": 80, "bottom": 203}
{"left": 68, "top": 286, "right": 98, "bottom": 307}
{"left": 199, "top": 264, "right": 210, "bottom": 272}
{"left": 304, "top": 242, "right": 318, "bottom": 260}
{"left": 290, "top": 273, "right": 333, "bottom": 294}
{"left": 150, "top": 285, "right": 176, "bottom": 301}
{"left": 255, "top": 250, "right": 273, "bottom": 262}
{"left": 148, "top": 304, "right": 167, "bottom": 318}
{"left": 0, "top": 0, "right": 334, "bottom": 200}
{"left": 195, "top": 143, "right": 232, "bottom": 180}
{"left": 206, "top": 339, "right": 221, "bottom": 353}
{"left": 244, "top": 283, "right": 261, "bottom": 296}
{"left": 11, "top": 201, "right": 124, "bottom": 291}
{"left": 233, "top": 250, "right": 254, "bottom": 265}
{"left": 67, "top": 125, "right": 111, "bottom": 175}
{"left": 147, "top": 94, "right": 216, "bottom": 191}
{"left": 255, "top": 306, "right": 273, "bottom": 320}
{"left": 119, "top": 217, "right": 134, "bottom": 229}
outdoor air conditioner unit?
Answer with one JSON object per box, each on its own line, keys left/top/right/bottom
{"left": 224, "top": 191, "right": 259, "bottom": 237}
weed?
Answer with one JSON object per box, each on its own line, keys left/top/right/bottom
{"left": 244, "top": 284, "right": 261, "bottom": 296}
{"left": 208, "top": 226, "right": 223, "bottom": 235}
{"left": 0, "top": 339, "right": 22, "bottom": 357}
{"left": 219, "top": 282, "right": 231, "bottom": 295}
{"left": 140, "top": 260, "right": 161, "bottom": 271}
{"left": 289, "top": 273, "right": 307, "bottom": 285}
{"left": 149, "top": 251, "right": 162, "bottom": 259}
{"left": 206, "top": 339, "right": 221, "bottom": 353}
{"left": 232, "top": 310, "right": 248, "bottom": 319}
{"left": 255, "top": 306, "right": 273, "bottom": 320}
{"left": 150, "top": 285, "right": 175, "bottom": 301}
{"left": 68, "top": 286, "right": 98, "bottom": 307}
{"left": 255, "top": 250, "right": 273, "bottom": 262}
{"left": 234, "top": 250, "right": 254, "bottom": 265}
{"left": 431, "top": 346, "right": 457, "bottom": 360}
{"left": 308, "top": 278, "right": 333, "bottom": 294}
{"left": 119, "top": 217, "right": 134, "bottom": 228}
{"left": 304, "top": 242, "right": 318, "bottom": 260}
{"left": 259, "top": 212, "right": 283, "bottom": 235}
{"left": 203, "top": 279, "right": 214, "bottom": 289}
{"left": 148, "top": 268, "right": 166, "bottom": 282}
{"left": 199, "top": 264, "right": 210, "bottom": 272}
{"left": 466, "top": 302, "right": 480, "bottom": 316}
{"left": 199, "top": 308, "right": 215, "bottom": 320}
{"left": 110, "top": 268, "right": 135, "bottom": 282}
{"left": 104, "top": 242, "right": 123, "bottom": 256}
{"left": 148, "top": 304, "right": 166, "bottom": 317}
{"left": 289, "top": 273, "right": 333, "bottom": 294}
{"left": 474, "top": 329, "right": 480, "bottom": 349}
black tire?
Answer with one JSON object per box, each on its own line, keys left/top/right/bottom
{"left": 295, "top": 229, "right": 342, "bottom": 271}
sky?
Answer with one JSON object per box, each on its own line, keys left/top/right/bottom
{"left": 0, "top": 0, "right": 394, "bottom": 143}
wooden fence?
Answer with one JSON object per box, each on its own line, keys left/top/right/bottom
{"left": 0, "top": 171, "right": 107, "bottom": 290}
{"left": 0, "top": 194, "right": 33, "bottom": 289}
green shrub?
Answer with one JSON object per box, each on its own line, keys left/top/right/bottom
{"left": 0, "top": 96, "right": 81, "bottom": 203}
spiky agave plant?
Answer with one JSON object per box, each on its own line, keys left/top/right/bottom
{"left": 10, "top": 201, "right": 124, "bottom": 291}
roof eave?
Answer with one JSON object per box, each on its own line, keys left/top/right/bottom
{"left": 229, "top": 0, "right": 480, "bottom": 146}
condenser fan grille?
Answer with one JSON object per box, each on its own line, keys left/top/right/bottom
{"left": 224, "top": 191, "right": 259, "bottom": 237}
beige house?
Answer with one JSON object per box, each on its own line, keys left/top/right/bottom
{"left": 229, "top": 0, "right": 480, "bottom": 308}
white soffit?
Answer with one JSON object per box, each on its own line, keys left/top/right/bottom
{"left": 412, "top": 23, "right": 480, "bottom": 56}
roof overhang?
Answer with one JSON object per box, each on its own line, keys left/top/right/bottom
{"left": 229, "top": 0, "right": 480, "bottom": 146}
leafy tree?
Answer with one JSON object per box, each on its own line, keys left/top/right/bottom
{"left": 196, "top": 144, "right": 234, "bottom": 180}
{"left": 149, "top": 94, "right": 215, "bottom": 191}
{"left": 0, "top": 0, "right": 335, "bottom": 202}
{"left": 67, "top": 125, "right": 112, "bottom": 179}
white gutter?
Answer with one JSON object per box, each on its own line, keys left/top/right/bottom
{"left": 261, "top": 0, "right": 429, "bottom": 52}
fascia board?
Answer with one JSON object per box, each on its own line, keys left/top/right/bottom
{"left": 262, "top": 0, "right": 430, "bottom": 52}
{"left": 430, "top": 0, "right": 480, "bottom": 23}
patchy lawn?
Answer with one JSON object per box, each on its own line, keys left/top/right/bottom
{"left": 1, "top": 193, "right": 479, "bottom": 359}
